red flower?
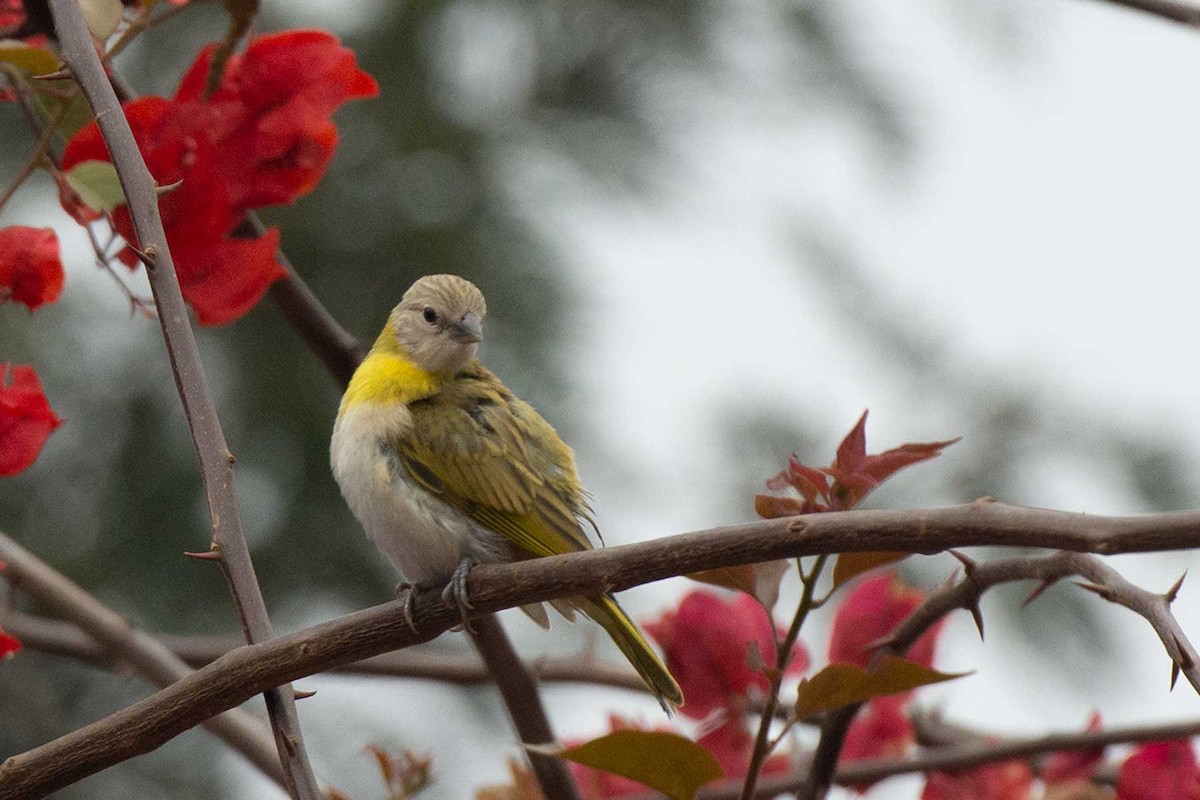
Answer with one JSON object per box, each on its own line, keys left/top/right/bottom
{"left": 174, "top": 29, "right": 379, "bottom": 213}
{"left": 59, "top": 28, "right": 377, "bottom": 325}
{"left": 0, "top": 629, "right": 19, "bottom": 658}
{"left": 839, "top": 696, "right": 913, "bottom": 792}
{"left": 0, "top": 226, "right": 64, "bottom": 310}
{"left": 569, "top": 716, "right": 668, "bottom": 799}
{"left": 1042, "top": 713, "right": 1104, "bottom": 787}
{"left": 696, "top": 717, "right": 791, "bottom": 780}
{"left": 921, "top": 759, "right": 1033, "bottom": 800}
{"left": 1117, "top": 741, "right": 1200, "bottom": 800}
{"left": 61, "top": 97, "right": 287, "bottom": 325}
{"left": 0, "top": 363, "right": 62, "bottom": 476}
{"left": 828, "top": 572, "right": 943, "bottom": 670}
{"left": 645, "top": 591, "right": 809, "bottom": 720}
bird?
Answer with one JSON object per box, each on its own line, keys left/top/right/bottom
{"left": 330, "top": 274, "right": 683, "bottom": 711}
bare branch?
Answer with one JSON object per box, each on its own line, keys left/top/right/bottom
{"left": 3, "top": 610, "right": 646, "bottom": 690}
{"left": 0, "top": 533, "right": 288, "bottom": 791}
{"left": 44, "top": 2, "right": 320, "bottom": 797}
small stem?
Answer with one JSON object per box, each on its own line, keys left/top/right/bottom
{"left": 741, "top": 554, "right": 828, "bottom": 800}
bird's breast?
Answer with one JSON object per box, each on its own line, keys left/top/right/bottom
{"left": 331, "top": 401, "right": 511, "bottom": 585}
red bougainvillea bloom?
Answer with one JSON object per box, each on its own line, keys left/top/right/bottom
{"left": 174, "top": 29, "right": 379, "bottom": 213}
{"left": 61, "top": 97, "right": 287, "bottom": 325}
{"left": 697, "top": 717, "right": 791, "bottom": 781}
{"left": 828, "top": 572, "right": 944, "bottom": 670}
{"left": 568, "top": 716, "right": 669, "bottom": 799}
{"left": 921, "top": 759, "right": 1033, "bottom": 800}
{"left": 1117, "top": 740, "right": 1200, "bottom": 800}
{"left": 0, "top": 628, "right": 19, "bottom": 658}
{"left": 0, "top": 226, "right": 64, "bottom": 310}
{"left": 0, "top": 363, "right": 62, "bottom": 476}
{"left": 839, "top": 696, "right": 913, "bottom": 792}
{"left": 1042, "top": 712, "right": 1104, "bottom": 787}
{"left": 645, "top": 590, "right": 810, "bottom": 720}
{"left": 60, "top": 29, "right": 376, "bottom": 325}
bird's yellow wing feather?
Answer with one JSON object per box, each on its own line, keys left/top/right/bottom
{"left": 393, "top": 364, "right": 595, "bottom": 557}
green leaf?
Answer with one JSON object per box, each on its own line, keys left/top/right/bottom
{"left": 795, "top": 656, "right": 970, "bottom": 719}
{"left": 0, "top": 44, "right": 59, "bottom": 76}
{"left": 63, "top": 160, "right": 126, "bottom": 213}
{"left": 832, "top": 552, "right": 911, "bottom": 590}
{"left": 80, "top": 0, "right": 125, "bottom": 39}
{"left": 550, "top": 731, "right": 723, "bottom": 800}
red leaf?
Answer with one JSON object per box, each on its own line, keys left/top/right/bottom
{"left": 828, "top": 572, "right": 944, "bottom": 672}
{"left": 0, "top": 363, "right": 62, "bottom": 476}
{"left": 0, "top": 226, "right": 64, "bottom": 310}
{"left": 1117, "top": 740, "right": 1200, "bottom": 800}
{"left": 645, "top": 591, "right": 809, "bottom": 720}
{"left": 921, "top": 759, "right": 1033, "bottom": 800}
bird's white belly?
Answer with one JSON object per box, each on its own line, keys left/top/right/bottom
{"left": 331, "top": 403, "right": 508, "bottom": 586}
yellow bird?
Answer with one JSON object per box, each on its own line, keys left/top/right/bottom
{"left": 331, "top": 274, "right": 683, "bottom": 710}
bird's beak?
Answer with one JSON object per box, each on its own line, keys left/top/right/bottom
{"left": 452, "top": 311, "right": 483, "bottom": 344}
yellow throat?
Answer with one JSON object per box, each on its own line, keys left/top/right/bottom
{"left": 338, "top": 327, "right": 442, "bottom": 416}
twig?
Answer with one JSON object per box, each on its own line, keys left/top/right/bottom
{"left": 0, "top": 94, "right": 67, "bottom": 214}
{"left": 1092, "top": 0, "right": 1200, "bottom": 26}
{"left": 800, "top": 550, "right": 1200, "bottom": 799}
{"left": 44, "top": 2, "right": 321, "bottom": 798}
{"left": 3, "top": 610, "right": 647, "bottom": 690}
{"left": 741, "top": 556, "right": 827, "bottom": 800}
{"left": 0, "top": 533, "right": 289, "bottom": 792}
{"left": 470, "top": 615, "right": 581, "bottom": 799}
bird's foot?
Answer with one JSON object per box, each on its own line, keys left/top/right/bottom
{"left": 442, "top": 559, "right": 475, "bottom": 633}
{"left": 393, "top": 583, "right": 420, "bottom": 636}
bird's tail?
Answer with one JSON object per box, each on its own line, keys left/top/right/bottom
{"left": 577, "top": 595, "right": 683, "bottom": 712}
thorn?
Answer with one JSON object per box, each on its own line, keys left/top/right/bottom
{"left": 184, "top": 547, "right": 222, "bottom": 561}
{"left": 1072, "top": 580, "right": 1108, "bottom": 599}
{"left": 154, "top": 179, "right": 184, "bottom": 196}
{"left": 938, "top": 569, "right": 958, "bottom": 591}
{"left": 968, "top": 602, "right": 985, "bottom": 641}
{"left": 1174, "top": 634, "right": 1194, "bottom": 669}
{"left": 1165, "top": 571, "right": 1188, "bottom": 604}
{"left": 125, "top": 243, "right": 157, "bottom": 267}
{"left": 226, "top": 451, "right": 236, "bottom": 465}
{"left": 33, "top": 68, "right": 71, "bottom": 81}
{"left": 949, "top": 550, "right": 977, "bottom": 576}
{"left": 293, "top": 688, "right": 317, "bottom": 700}
{"left": 972, "top": 496, "right": 996, "bottom": 506}
{"left": 1172, "top": 660, "right": 1182, "bottom": 691}
{"left": 1022, "top": 580, "right": 1056, "bottom": 607}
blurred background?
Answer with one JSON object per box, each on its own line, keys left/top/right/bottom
{"left": 3, "top": 0, "right": 1200, "bottom": 796}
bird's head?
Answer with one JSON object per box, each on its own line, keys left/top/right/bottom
{"left": 385, "top": 274, "right": 487, "bottom": 375}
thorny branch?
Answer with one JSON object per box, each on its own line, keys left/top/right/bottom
{"left": 44, "top": 2, "right": 321, "bottom": 798}
{"left": 0, "top": 533, "right": 289, "bottom": 790}
{"left": 6, "top": 510, "right": 1200, "bottom": 797}
{"left": 799, "top": 549, "right": 1200, "bottom": 799}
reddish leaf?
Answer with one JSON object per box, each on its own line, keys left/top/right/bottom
{"left": 553, "top": 730, "right": 722, "bottom": 800}
{"left": 754, "top": 493, "right": 807, "bottom": 519}
{"left": 795, "top": 656, "right": 969, "bottom": 720}
{"left": 832, "top": 552, "right": 911, "bottom": 590}
{"left": 0, "top": 226, "right": 64, "bottom": 310}
{"left": 921, "top": 759, "right": 1033, "bottom": 800}
{"left": 1043, "top": 712, "right": 1105, "bottom": 786}
{"left": 646, "top": 591, "right": 809, "bottom": 720}
{"left": 0, "top": 363, "right": 62, "bottom": 476}
{"left": 1117, "top": 740, "right": 1200, "bottom": 800}
{"left": 687, "top": 560, "right": 790, "bottom": 613}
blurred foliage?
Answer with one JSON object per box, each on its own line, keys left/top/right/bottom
{"left": 0, "top": 0, "right": 1187, "bottom": 798}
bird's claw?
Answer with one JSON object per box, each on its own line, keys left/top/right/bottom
{"left": 442, "top": 559, "right": 475, "bottom": 633}
{"left": 394, "top": 583, "right": 420, "bottom": 636}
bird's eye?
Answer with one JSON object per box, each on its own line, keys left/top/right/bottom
{"left": 422, "top": 307, "right": 439, "bottom": 324}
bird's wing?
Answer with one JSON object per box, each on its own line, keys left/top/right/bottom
{"left": 393, "top": 365, "right": 595, "bottom": 557}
